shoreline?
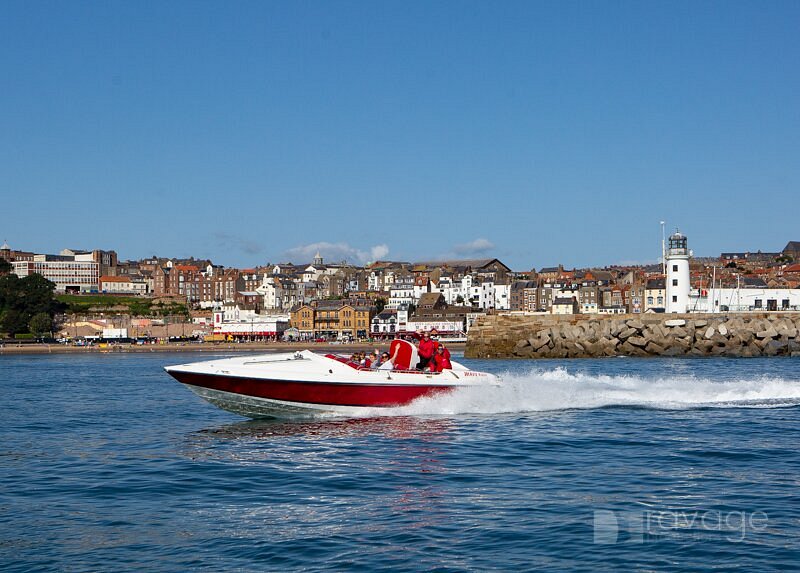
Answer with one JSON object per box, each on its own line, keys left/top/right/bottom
{"left": 0, "top": 341, "right": 467, "bottom": 356}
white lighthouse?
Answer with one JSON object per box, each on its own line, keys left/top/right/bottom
{"left": 666, "top": 230, "right": 690, "bottom": 313}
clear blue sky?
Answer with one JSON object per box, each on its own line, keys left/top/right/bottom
{"left": 2, "top": 1, "right": 798, "bottom": 271}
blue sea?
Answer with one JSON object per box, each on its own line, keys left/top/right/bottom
{"left": 2, "top": 352, "right": 800, "bottom": 571}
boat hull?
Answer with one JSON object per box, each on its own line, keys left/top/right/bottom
{"left": 165, "top": 350, "right": 498, "bottom": 419}
{"left": 169, "top": 369, "right": 453, "bottom": 410}
{"left": 182, "top": 384, "right": 406, "bottom": 418}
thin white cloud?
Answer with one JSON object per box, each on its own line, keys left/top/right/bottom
{"left": 370, "top": 244, "right": 389, "bottom": 261}
{"left": 285, "top": 242, "right": 390, "bottom": 265}
{"left": 453, "top": 238, "right": 495, "bottom": 256}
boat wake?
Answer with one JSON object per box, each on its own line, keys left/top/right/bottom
{"left": 358, "top": 367, "right": 800, "bottom": 418}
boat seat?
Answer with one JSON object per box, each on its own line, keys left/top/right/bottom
{"left": 324, "top": 354, "right": 363, "bottom": 369}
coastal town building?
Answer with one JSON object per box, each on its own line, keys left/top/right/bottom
{"left": 551, "top": 297, "right": 579, "bottom": 315}
{"left": 12, "top": 253, "right": 99, "bottom": 293}
{"left": 539, "top": 283, "right": 557, "bottom": 312}
{"left": 579, "top": 284, "right": 600, "bottom": 314}
{"left": 644, "top": 278, "right": 666, "bottom": 312}
{"left": 209, "top": 267, "right": 243, "bottom": 305}
{"left": 289, "top": 300, "right": 375, "bottom": 340}
{"left": 211, "top": 306, "right": 289, "bottom": 340}
{"left": 626, "top": 283, "right": 645, "bottom": 314}
{"left": 467, "top": 277, "right": 495, "bottom": 310}
{"left": 257, "top": 275, "right": 299, "bottom": 311}
{"left": 406, "top": 316, "right": 465, "bottom": 335}
{"left": 371, "top": 309, "right": 398, "bottom": 337}
{"left": 240, "top": 270, "right": 264, "bottom": 292}
{"left": 493, "top": 283, "right": 511, "bottom": 310}
{"left": 509, "top": 280, "right": 538, "bottom": 311}
{"left": 406, "top": 294, "right": 471, "bottom": 335}
{"left": 783, "top": 241, "right": 800, "bottom": 260}
{"left": 99, "top": 275, "right": 149, "bottom": 295}
{"left": 61, "top": 249, "right": 118, "bottom": 277}
{"left": 689, "top": 288, "right": 800, "bottom": 312}
{"left": 388, "top": 281, "right": 415, "bottom": 308}
{"left": 537, "top": 266, "right": 563, "bottom": 282}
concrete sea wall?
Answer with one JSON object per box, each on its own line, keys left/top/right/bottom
{"left": 465, "top": 313, "right": 800, "bottom": 359}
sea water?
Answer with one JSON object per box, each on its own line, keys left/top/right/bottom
{"left": 1, "top": 353, "right": 799, "bottom": 571}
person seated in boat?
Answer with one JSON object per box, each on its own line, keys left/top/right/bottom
{"left": 432, "top": 344, "right": 452, "bottom": 372}
{"left": 377, "top": 351, "right": 394, "bottom": 370}
{"left": 413, "top": 330, "right": 436, "bottom": 371}
{"left": 370, "top": 351, "right": 381, "bottom": 369}
{"left": 369, "top": 350, "right": 382, "bottom": 369}
{"left": 361, "top": 352, "right": 372, "bottom": 368}
{"left": 379, "top": 342, "right": 406, "bottom": 370}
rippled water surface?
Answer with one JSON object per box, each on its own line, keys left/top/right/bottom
{"left": 2, "top": 353, "right": 800, "bottom": 571}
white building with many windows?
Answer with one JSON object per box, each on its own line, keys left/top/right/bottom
{"left": 493, "top": 283, "right": 510, "bottom": 310}
{"left": 371, "top": 309, "right": 398, "bottom": 336}
{"left": 468, "top": 279, "right": 495, "bottom": 310}
{"left": 689, "top": 288, "right": 800, "bottom": 312}
{"left": 388, "top": 285, "right": 415, "bottom": 309}
{"left": 13, "top": 253, "right": 99, "bottom": 293}
{"left": 100, "top": 275, "right": 149, "bottom": 295}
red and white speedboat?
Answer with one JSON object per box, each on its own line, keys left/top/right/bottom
{"left": 165, "top": 340, "right": 499, "bottom": 419}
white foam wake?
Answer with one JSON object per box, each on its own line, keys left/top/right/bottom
{"left": 363, "top": 368, "right": 800, "bottom": 417}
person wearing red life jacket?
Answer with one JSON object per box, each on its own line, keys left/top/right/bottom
{"left": 432, "top": 345, "right": 452, "bottom": 372}
{"left": 415, "top": 330, "right": 436, "bottom": 370}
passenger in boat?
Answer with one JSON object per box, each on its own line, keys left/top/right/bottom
{"left": 432, "top": 344, "right": 452, "bottom": 372}
{"left": 415, "top": 331, "right": 436, "bottom": 370}
{"left": 362, "top": 352, "right": 372, "bottom": 368}
{"left": 370, "top": 351, "right": 382, "bottom": 369}
{"left": 377, "top": 351, "right": 394, "bottom": 370}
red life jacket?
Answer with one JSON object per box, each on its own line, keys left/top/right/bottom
{"left": 432, "top": 353, "right": 452, "bottom": 372}
{"left": 418, "top": 338, "right": 435, "bottom": 359}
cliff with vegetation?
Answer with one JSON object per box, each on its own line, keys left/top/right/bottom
{"left": 465, "top": 313, "right": 800, "bottom": 359}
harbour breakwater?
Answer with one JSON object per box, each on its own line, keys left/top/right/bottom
{"left": 465, "top": 313, "right": 800, "bottom": 359}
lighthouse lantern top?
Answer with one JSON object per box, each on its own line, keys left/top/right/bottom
{"left": 668, "top": 230, "right": 688, "bottom": 255}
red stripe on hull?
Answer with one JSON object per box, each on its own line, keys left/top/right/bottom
{"left": 168, "top": 371, "right": 453, "bottom": 407}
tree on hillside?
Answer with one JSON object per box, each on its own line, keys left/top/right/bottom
{"left": 0, "top": 259, "right": 11, "bottom": 275}
{"left": 375, "top": 298, "right": 387, "bottom": 313}
{"left": 0, "top": 309, "right": 28, "bottom": 336}
{"left": 29, "top": 313, "right": 53, "bottom": 338}
{"left": 0, "top": 273, "right": 65, "bottom": 335}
